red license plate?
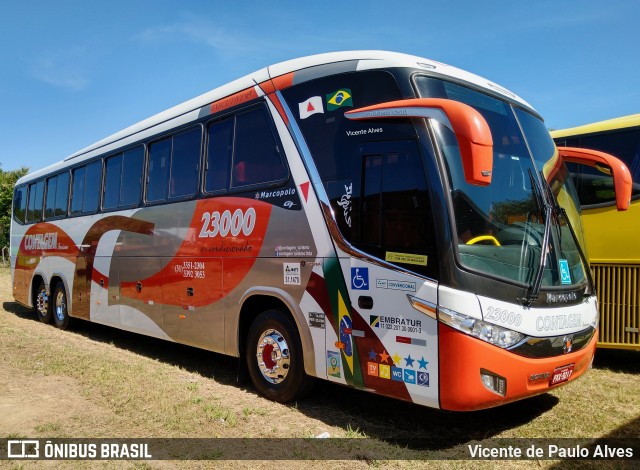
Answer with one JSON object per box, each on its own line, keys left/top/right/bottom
{"left": 550, "top": 364, "right": 574, "bottom": 386}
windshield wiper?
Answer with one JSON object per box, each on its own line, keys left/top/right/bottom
{"left": 521, "top": 204, "right": 552, "bottom": 307}
{"left": 521, "top": 173, "right": 594, "bottom": 306}
{"left": 520, "top": 170, "right": 552, "bottom": 307}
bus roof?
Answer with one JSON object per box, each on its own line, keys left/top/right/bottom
{"left": 551, "top": 114, "right": 640, "bottom": 139}
{"left": 18, "top": 50, "right": 535, "bottom": 185}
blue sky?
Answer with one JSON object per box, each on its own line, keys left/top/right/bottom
{"left": 1, "top": 0, "right": 638, "bottom": 173}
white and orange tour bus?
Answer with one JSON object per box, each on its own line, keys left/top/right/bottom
{"left": 11, "top": 51, "right": 632, "bottom": 411}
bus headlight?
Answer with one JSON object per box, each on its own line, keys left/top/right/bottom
{"left": 438, "top": 307, "right": 525, "bottom": 349}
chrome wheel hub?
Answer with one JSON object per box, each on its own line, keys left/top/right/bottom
{"left": 256, "top": 329, "right": 290, "bottom": 384}
{"left": 36, "top": 290, "right": 48, "bottom": 315}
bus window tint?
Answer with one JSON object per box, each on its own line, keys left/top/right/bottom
{"left": 44, "top": 173, "right": 69, "bottom": 219}
{"left": 71, "top": 161, "right": 101, "bottom": 215}
{"left": 566, "top": 162, "right": 616, "bottom": 206}
{"left": 105, "top": 146, "right": 143, "bottom": 209}
{"left": 71, "top": 166, "right": 86, "bottom": 215}
{"left": 232, "top": 107, "right": 285, "bottom": 188}
{"left": 45, "top": 176, "right": 58, "bottom": 219}
{"left": 120, "top": 146, "right": 143, "bottom": 206}
{"left": 563, "top": 128, "right": 640, "bottom": 207}
{"left": 83, "top": 161, "right": 102, "bottom": 213}
{"left": 169, "top": 127, "right": 201, "bottom": 199}
{"left": 13, "top": 186, "right": 27, "bottom": 224}
{"left": 55, "top": 172, "right": 69, "bottom": 217}
{"left": 205, "top": 118, "right": 233, "bottom": 193}
{"left": 26, "top": 180, "right": 44, "bottom": 223}
{"left": 147, "top": 138, "right": 171, "bottom": 203}
{"left": 581, "top": 128, "right": 640, "bottom": 181}
{"left": 104, "top": 154, "right": 123, "bottom": 210}
{"left": 352, "top": 142, "right": 435, "bottom": 278}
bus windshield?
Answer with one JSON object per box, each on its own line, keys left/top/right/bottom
{"left": 415, "top": 77, "right": 588, "bottom": 292}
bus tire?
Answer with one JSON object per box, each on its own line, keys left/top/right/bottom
{"left": 34, "top": 280, "right": 53, "bottom": 324}
{"left": 246, "top": 309, "right": 314, "bottom": 403}
{"left": 52, "top": 283, "right": 71, "bottom": 330}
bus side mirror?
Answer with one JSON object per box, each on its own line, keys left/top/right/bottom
{"left": 345, "top": 98, "right": 493, "bottom": 186}
{"left": 557, "top": 146, "right": 632, "bottom": 211}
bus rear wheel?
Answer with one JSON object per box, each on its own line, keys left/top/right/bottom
{"left": 52, "top": 283, "right": 71, "bottom": 330}
{"left": 35, "top": 281, "right": 52, "bottom": 324}
{"left": 246, "top": 309, "right": 314, "bottom": 403}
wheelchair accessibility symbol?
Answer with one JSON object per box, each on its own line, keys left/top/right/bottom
{"left": 351, "top": 267, "right": 369, "bottom": 290}
{"left": 558, "top": 259, "right": 571, "bottom": 285}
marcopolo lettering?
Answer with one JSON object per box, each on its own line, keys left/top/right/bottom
{"left": 255, "top": 188, "right": 296, "bottom": 200}
{"left": 24, "top": 232, "right": 58, "bottom": 251}
{"left": 535, "top": 313, "right": 581, "bottom": 332}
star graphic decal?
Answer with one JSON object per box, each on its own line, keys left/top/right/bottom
{"left": 418, "top": 357, "right": 429, "bottom": 369}
{"left": 404, "top": 354, "right": 415, "bottom": 368}
{"left": 392, "top": 353, "right": 402, "bottom": 365}
{"left": 379, "top": 350, "right": 390, "bottom": 363}
{"left": 368, "top": 349, "right": 377, "bottom": 361}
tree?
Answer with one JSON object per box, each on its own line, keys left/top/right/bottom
{"left": 0, "top": 165, "right": 30, "bottom": 250}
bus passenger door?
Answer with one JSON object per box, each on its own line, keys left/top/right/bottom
{"left": 341, "top": 140, "right": 440, "bottom": 408}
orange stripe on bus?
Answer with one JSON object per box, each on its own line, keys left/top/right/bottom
{"left": 271, "top": 72, "right": 294, "bottom": 91}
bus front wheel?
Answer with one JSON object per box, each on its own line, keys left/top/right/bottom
{"left": 246, "top": 309, "right": 314, "bottom": 403}
{"left": 52, "top": 283, "right": 71, "bottom": 330}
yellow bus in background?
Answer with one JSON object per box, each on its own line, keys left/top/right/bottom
{"left": 552, "top": 114, "right": 640, "bottom": 350}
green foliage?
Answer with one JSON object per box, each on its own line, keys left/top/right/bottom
{"left": 0, "top": 165, "right": 29, "bottom": 249}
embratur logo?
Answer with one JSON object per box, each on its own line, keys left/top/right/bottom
{"left": 370, "top": 315, "right": 379, "bottom": 328}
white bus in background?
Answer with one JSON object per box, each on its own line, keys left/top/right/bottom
{"left": 11, "top": 51, "right": 631, "bottom": 411}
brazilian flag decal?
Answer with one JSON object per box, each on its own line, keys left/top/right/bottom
{"left": 323, "top": 257, "right": 364, "bottom": 388}
{"left": 326, "top": 89, "right": 353, "bottom": 111}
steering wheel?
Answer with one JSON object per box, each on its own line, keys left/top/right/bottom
{"left": 466, "top": 235, "right": 501, "bottom": 246}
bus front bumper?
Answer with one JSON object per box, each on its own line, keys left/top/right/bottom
{"left": 438, "top": 323, "right": 597, "bottom": 411}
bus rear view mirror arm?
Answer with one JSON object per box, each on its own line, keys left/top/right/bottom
{"left": 558, "top": 146, "right": 632, "bottom": 211}
{"left": 345, "top": 98, "right": 494, "bottom": 186}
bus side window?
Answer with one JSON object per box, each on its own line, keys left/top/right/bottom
{"left": 26, "top": 180, "right": 44, "bottom": 223}
{"left": 120, "top": 146, "right": 144, "bottom": 206}
{"left": 351, "top": 141, "right": 437, "bottom": 278}
{"left": 147, "top": 128, "right": 201, "bottom": 203}
{"left": 71, "top": 161, "right": 102, "bottom": 215}
{"left": 169, "top": 127, "right": 201, "bottom": 199}
{"left": 205, "top": 117, "right": 233, "bottom": 193}
{"left": 44, "top": 172, "right": 70, "bottom": 220}
{"left": 567, "top": 161, "right": 617, "bottom": 207}
{"left": 71, "top": 166, "right": 86, "bottom": 215}
{"left": 54, "top": 172, "right": 69, "bottom": 217}
{"left": 231, "top": 107, "right": 286, "bottom": 188}
{"left": 13, "top": 186, "right": 27, "bottom": 224}
{"left": 147, "top": 138, "right": 171, "bottom": 203}
{"left": 45, "top": 175, "right": 58, "bottom": 219}
{"left": 83, "top": 161, "right": 102, "bottom": 213}
{"left": 104, "top": 153, "right": 124, "bottom": 210}
{"left": 104, "top": 146, "right": 144, "bottom": 210}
